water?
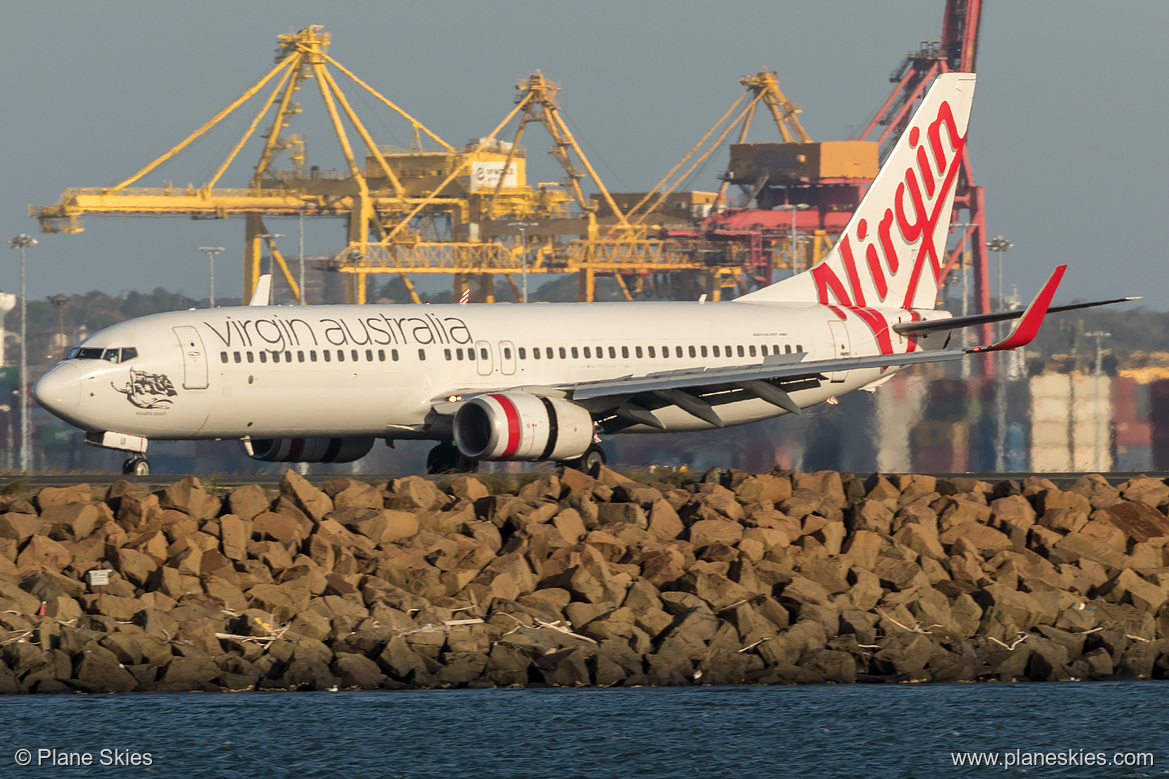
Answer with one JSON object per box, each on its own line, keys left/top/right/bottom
{"left": 3, "top": 682, "right": 1167, "bottom": 778}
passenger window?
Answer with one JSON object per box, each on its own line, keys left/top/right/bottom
{"left": 392, "top": 349, "right": 399, "bottom": 361}
{"left": 337, "top": 350, "right": 344, "bottom": 362}
{"left": 533, "top": 348, "right": 541, "bottom": 360}
{"left": 737, "top": 345, "right": 745, "bottom": 357}
{"left": 351, "top": 349, "right": 359, "bottom": 361}
{"left": 298, "top": 351, "right": 305, "bottom": 362}
{"left": 700, "top": 345, "right": 708, "bottom": 357}
{"left": 247, "top": 352, "right": 255, "bottom": 363}
{"left": 234, "top": 351, "right": 242, "bottom": 363}
{"left": 621, "top": 346, "right": 629, "bottom": 359}
{"left": 505, "top": 347, "right": 513, "bottom": 359}
{"left": 120, "top": 348, "right": 138, "bottom": 362}
{"left": 759, "top": 345, "right": 767, "bottom": 356}
{"left": 323, "top": 350, "right": 331, "bottom": 362}
{"left": 260, "top": 352, "right": 268, "bottom": 363}
{"left": 378, "top": 349, "right": 385, "bottom": 361}
{"left": 785, "top": 345, "right": 792, "bottom": 354}
{"left": 311, "top": 351, "right": 318, "bottom": 362}
{"left": 418, "top": 349, "right": 426, "bottom": 361}
{"left": 272, "top": 351, "right": 280, "bottom": 363}
{"left": 285, "top": 351, "right": 292, "bottom": 362}
{"left": 676, "top": 346, "right": 683, "bottom": 358}
{"left": 220, "top": 352, "right": 228, "bottom": 363}
{"left": 583, "top": 347, "right": 591, "bottom": 359}
{"left": 775, "top": 344, "right": 782, "bottom": 354}
{"left": 570, "top": 347, "right": 578, "bottom": 359}
{"left": 544, "top": 347, "right": 552, "bottom": 359}
{"left": 797, "top": 344, "right": 804, "bottom": 353}
{"left": 713, "top": 345, "right": 720, "bottom": 357}
{"left": 559, "top": 347, "right": 567, "bottom": 359}
{"left": 635, "top": 346, "right": 642, "bottom": 358}
{"left": 662, "top": 347, "right": 669, "bottom": 359}
{"left": 518, "top": 347, "right": 526, "bottom": 359}
{"left": 749, "top": 345, "right": 757, "bottom": 357}
{"left": 608, "top": 347, "right": 616, "bottom": 359}
{"left": 688, "top": 346, "right": 696, "bottom": 358}
{"left": 648, "top": 346, "right": 656, "bottom": 358}
{"left": 444, "top": 348, "right": 452, "bottom": 360}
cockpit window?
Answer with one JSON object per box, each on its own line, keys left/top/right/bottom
{"left": 66, "top": 346, "right": 137, "bottom": 362}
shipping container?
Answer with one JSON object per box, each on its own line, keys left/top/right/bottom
{"left": 1031, "top": 447, "right": 1073, "bottom": 473}
{"left": 1115, "top": 445, "right": 1152, "bottom": 472}
{"left": 1114, "top": 420, "right": 1152, "bottom": 448}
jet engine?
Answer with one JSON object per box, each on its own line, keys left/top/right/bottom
{"left": 247, "top": 437, "right": 374, "bottom": 463}
{"left": 453, "top": 393, "right": 593, "bottom": 461}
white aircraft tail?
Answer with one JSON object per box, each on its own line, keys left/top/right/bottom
{"left": 737, "top": 72, "right": 976, "bottom": 310}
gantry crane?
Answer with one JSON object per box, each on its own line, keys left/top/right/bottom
{"left": 32, "top": 26, "right": 575, "bottom": 303}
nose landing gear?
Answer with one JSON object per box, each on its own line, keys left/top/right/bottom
{"left": 122, "top": 455, "right": 150, "bottom": 476}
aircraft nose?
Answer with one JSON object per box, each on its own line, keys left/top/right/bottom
{"left": 33, "top": 362, "right": 82, "bottom": 420}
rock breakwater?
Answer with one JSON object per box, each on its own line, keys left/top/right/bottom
{"left": 2, "top": 468, "right": 1169, "bottom": 692}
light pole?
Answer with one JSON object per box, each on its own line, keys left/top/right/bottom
{"left": 509, "top": 222, "right": 537, "bottom": 303}
{"left": 1085, "top": 330, "right": 1111, "bottom": 473}
{"left": 776, "top": 204, "right": 809, "bottom": 276}
{"left": 986, "top": 236, "right": 1013, "bottom": 472}
{"left": 48, "top": 294, "right": 69, "bottom": 357}
{"left": 9, "top": 234, "right": 36, "bottom": 474}
{"left": 199, "top": 247, "right": 225, "bottom": 308}
{"left": 986, "top": 236, "right": 1013, "bottom": 325}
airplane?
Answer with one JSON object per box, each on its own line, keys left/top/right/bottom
{"left": 33, "top": 73, "right": 1131, "bottom": 477}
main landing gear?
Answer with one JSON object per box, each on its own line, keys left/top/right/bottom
{"left": 426, "top": 442, "right": 478, "bottom": 474}
{"left": 122, "top": 454, "right": 150, "bottom": 476}
{"left": 563, "top": 443, "right": 606, "bottom": 476}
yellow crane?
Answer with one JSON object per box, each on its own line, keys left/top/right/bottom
{"left": 32, "top": 26, "right": 573, "bottom": 303}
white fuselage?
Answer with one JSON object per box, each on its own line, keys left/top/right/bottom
{"left": 34, "top": 298, "right": 946, "bottom": 444}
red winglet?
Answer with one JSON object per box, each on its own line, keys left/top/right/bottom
{"left": 970, "top": 265, "right": 1066, "bottom": 353}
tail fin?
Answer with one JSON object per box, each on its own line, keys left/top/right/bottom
{"left": 737, "top": 72, "right": 976, "bottom": 310}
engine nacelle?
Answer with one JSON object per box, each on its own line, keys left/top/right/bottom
{"left": 248, "top": 437, "right": 374, "bottom": 463}
{"left": 453, "top": 393, "right": 593, "bottom": 461}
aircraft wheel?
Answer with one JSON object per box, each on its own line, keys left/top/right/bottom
{"left": 123, "top": 455, "right": 150, "bottom": 477}
{"left": 571, "top": 444, "right": 606, "bottom": 476}
{"left": 427, "top": 442, "right": 478, "bottom": 474}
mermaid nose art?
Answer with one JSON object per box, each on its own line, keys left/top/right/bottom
{"left": 33, "top": 362, "right": 82, "bottom": 421}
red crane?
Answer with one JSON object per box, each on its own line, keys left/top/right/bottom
{"left": 859, "top": 0, "right": 991, "bottom": 362}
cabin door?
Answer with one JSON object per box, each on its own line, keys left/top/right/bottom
{"left": 827, "top": 321, "right": 851, "bottom": 383}
{"left": 173, "top": 326, "right": 209, "bottom": 390}
{"left": 475, "top": 340, "right": 493, "bottom": 376}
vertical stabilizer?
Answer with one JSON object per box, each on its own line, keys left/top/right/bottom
{"left": 737, "top": 73, "right": 976, "bottom": 310}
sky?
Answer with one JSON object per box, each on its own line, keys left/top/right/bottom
{"left": 2, "top": 1, "right": 1166, "bottom": 308}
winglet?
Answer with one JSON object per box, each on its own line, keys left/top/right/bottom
{"left": 969, "top": 265, "right": 1066, "bottom": 353}
{"left": 249, "top": 274, "right": 272, "bottom": 307}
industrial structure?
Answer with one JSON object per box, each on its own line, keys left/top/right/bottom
{"left": 33, "top": 1, "right": 989, "bottom": 317}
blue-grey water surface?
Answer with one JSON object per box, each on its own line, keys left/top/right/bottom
{"left": 3, "top": 682, "right": 1167, "bottom": 777}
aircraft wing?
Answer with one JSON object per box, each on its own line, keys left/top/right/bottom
{"left": 568, "top": 348, "right": 961, "bottom": 401}
{"left": 430, "top": 265, "right": 1069, "bottom": 430}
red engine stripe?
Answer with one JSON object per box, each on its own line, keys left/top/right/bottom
{"left": 491, "top": 394, "right": 522, "bottom": 458}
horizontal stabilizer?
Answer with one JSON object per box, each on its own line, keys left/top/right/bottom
{"left": 894, "top": 296, "right": 1139, "bottom": 336}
